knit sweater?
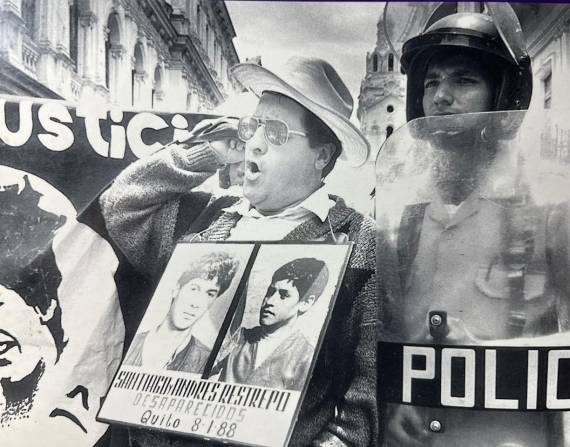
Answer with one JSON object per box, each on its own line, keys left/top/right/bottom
{"left": 100, "top": 142, "right": 379, "bottom": 447}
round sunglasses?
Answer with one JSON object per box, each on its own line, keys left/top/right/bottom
{"left": 237, "top": 116, "right": 308, "bottom": 146}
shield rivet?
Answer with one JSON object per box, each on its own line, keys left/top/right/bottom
{"left": 429, "top": 420, "right": 442, "bottom": 433}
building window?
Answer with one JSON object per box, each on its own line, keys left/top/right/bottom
{"left": 131, "top": 69, "right": 136, "bottom": 105}
{"left": 197, "top": 4, "right": 201, "bottom": 37}
{"left": 105, "top": 40, "right": 110, "bottom": 88}
{"left": 132, "top": 42, "right": 145, "bottom": 106}
{"left": 152, "top": 65, "right": 162, "bottom": 109}
{"left": 388, "top": 53, "right": 394, "bottom": 72}
{"left": 372, "top": 54, "right": 378, "bottom": 72}
{"left": 205, "top": 24, "right": 210, "bottom": 55}
{"left": 387, "top": 105, "right": 394, "bottom": 113}
{"left": 544, "top": 73, "right": 552, "bottom": 109}
{"left": 21, "top": 0, "right": 36, "bottom": 39}
{"left": 69, "top": 0, "right": 79, "bottom": 70}
{"left": 105, "top": 13, "right": 121, "bottom": 91}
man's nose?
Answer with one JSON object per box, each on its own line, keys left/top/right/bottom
{"left": 433, "top": 81, "right": 453, "bottom": 106}
{"left": 245, "top": 125, "right": 268, "bottom": 156}
{"left": 264, "top": 292, "right": 277, "bottom": 305}
{"left": 189, "top": 295, "right": 205, "bottom": 308}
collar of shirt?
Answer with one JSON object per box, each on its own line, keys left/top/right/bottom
{"left": 222, "top": 184, "right": 335, "bottom": 223}
{"left": 428, "top": 190, "right": 481, "bottom": 227}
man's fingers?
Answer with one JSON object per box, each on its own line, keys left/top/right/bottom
{"left": 404, "top": 406, "right": 426, "bottom": 428}
{"left": 385, "top": 425, "right": 427, "bottom": 447}
{"left": 226, "top": 141, "right": 245, "bottom": 164}
{"left": 385, "top": 406, "right": 430, "bottom": 447}
{"left": 208, "top": 138, "right": 244, "bottom": 164}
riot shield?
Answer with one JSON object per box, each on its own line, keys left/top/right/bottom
{"left": 376, "top": 110, "right": 570, "bottom": 447}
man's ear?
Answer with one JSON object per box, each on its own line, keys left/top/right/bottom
{"left": 35, "top": 299, "right": 57, "bottom": 323}
{"left": 298, "top": 294, "right": 316, "bottom": 315}
{"left": 171, "top": 283, "right": 181, "bottom": 300}
{"left": 315, "top": 143, "right": 335, "bottom": 171}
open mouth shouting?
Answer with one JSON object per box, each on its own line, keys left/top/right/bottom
{"left": 245, "top": 161, "right": 261, "bottom": 181}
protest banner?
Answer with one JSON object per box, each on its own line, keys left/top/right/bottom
{"left": 0, "top": 96, "right": 216, "bottom": 446}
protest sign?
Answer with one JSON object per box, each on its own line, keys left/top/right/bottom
{"left": 98, "top": 242, "right": 352, "bottom": 447}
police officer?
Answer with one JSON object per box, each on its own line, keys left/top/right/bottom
{"left": 379, "top": 4, "right": 569, "bottom": 447}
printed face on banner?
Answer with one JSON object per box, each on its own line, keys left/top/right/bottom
{"left": 0, "top": 286, "right": 58, "bottom": 384}
{"left": 0, "top": 166, "right": 122, "bottom": 445}
{"left": 0, "top": 172, "right": 67, "bottom": 427}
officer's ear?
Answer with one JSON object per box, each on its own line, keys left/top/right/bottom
{"left": 315, "top": 143, "right": 335, "bottom": 171}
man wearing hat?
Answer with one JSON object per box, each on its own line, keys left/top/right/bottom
{"left": 100, "top": 57, "right": 378, "bottom": 446}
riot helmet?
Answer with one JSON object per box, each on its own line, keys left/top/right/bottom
{"left": 400, "top": 5, "right": 533, "bottom": 122}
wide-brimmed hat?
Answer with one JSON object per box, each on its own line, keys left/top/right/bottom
{"left": 230, "top": 57, "right": 370, "bottom": 167}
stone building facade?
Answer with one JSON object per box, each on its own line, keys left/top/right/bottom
{"left": 515, "top": 4, "right": 570, "bottom": 165}
{"left": 515, "top": 4, "right": 570, "bottom": 114}
{"left": 0, "top": 0, "right": 240, "bottom": 112}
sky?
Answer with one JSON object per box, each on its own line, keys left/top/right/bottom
{"left": 226, "top": 1, "right": 385, "bottom": 114}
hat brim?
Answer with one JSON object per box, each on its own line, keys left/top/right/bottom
{"left": 231, "top": 63, "right": 370, "bottom": 167}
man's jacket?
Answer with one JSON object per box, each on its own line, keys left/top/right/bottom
{"left": 100, "top": 142, "right": 380, "bottom": 447}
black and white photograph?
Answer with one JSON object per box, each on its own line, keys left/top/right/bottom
{"left": 211, "top": 244, "right": 351, "bottom": 392}
{"left": 2, "top": 1, "right": 570, "bottom": 447}
{"left": 98, "top": 242, "right": 352, "bottom": 447}
{"left": 122, "top": 243, "right": 251, "bottom": 374}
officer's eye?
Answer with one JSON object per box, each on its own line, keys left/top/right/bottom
{"left": 424, "top": 79, "right": 438, "bottom": 89}
{"left": 456, "top": 76, "right": 478, "bottom": 85}
{"left": 279, "top": 290, "right": 290, "bottom": 299}
{"left": 266, "top": 286, "right": 276, "bottom": 297}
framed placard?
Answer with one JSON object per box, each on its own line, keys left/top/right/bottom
{"left": 98, "top": 242, "right": 352, "bottom": 447}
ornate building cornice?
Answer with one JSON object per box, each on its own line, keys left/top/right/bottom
{"left": 523, "top": 5, "right": 570, "bottom": 58}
